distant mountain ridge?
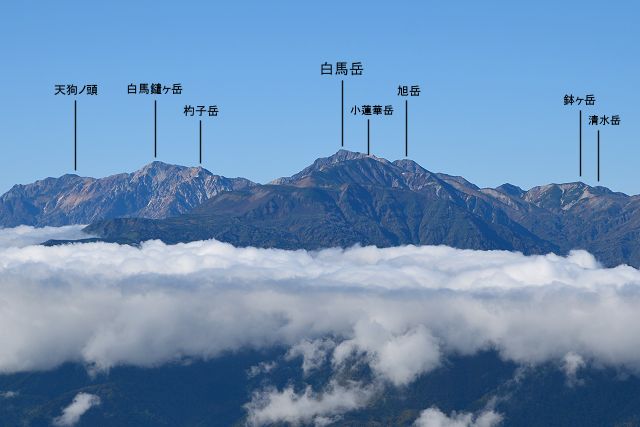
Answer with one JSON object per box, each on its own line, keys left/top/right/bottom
{"left": 3, "top": 150, "right": 639, "bottom": 267}
{"left": 77, "top": 150, "right": 640, "bottom": 268}
{"left": 0, "top": 162, "right": 255, "bottom": 227}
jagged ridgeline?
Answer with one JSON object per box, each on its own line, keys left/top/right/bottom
{"left": 0, "top": 162, "right": 255, "bottom": 226}
{"left": 2, "top": 150, "right": 638, "bottom": 268}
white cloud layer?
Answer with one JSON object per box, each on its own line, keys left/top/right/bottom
{"left": 3, "top": 226, "right": 640, "bottom": 423}
{"left": 0, "top": 225, "right": 87, "bottom": 248}
{"left": 413, "top": 407, "right": 503, "bottom": 427}
{"left": 53, "top": 392, "right": 101, "bottom": 426}
{"left": 246, "top": 381, "right": 374, "bottom": 427}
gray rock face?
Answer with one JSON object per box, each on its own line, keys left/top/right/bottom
{"left": 0, "top": 162, "right": 255, "bottom": 227}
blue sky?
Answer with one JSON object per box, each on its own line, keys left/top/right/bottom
{"left": 1, "top": 1, "right": 638, "bottom": 194}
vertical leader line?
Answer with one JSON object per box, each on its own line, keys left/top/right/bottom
{"left": 199, "top": 119, "right": 202, "bottom": 164}
{"left": 154, "top": 100, "right": 158, "bottom": 158}
{"left": 74, "top": 100, "right": 77, "bottom": 171}
{"left": 579, "top": 110, "right": 582, "bottom": 176}
{"left": 367, "top": 119, "right": 370, "bottom": 155}
{"left": 597, "top": 130, "right": 600, "bottom": 182}
{"left": 405, "top": 100, "right": 408, "bottom": 157}
{"left": 341, "top": 80, "right": 344, "bottom": 147}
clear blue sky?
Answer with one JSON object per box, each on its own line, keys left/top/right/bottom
{"left": 1, "top": 1, "right": 639, "bottom": 194}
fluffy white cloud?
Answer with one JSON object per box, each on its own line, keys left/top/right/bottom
{"left": 4, "top": 226, "right": 640, "bottom": 423}
{"left": 245, "top": 381, "right": 375, "bottom": 427}
{"left": 53, "top": 392, "right": 101, "bottom": 426}
{"left": 286, "top": 338, "right": 335, "bottom": 376}
{"left": 247, "top": 361, "right": 277, "bottom": 378}
{"left": 413, "top": 407, "right": 503, "bottom": 427}
{"left": 0, "top": 225, "right": 87, "bottom": 248}
{"left": 333, "top": 321, "right": 441, "bottom": 386}
{"left": 1, "top": 390, "right": 18, "bottom": 398}
{"left": 562, "top": 352, "right": 586, "bottom": 386}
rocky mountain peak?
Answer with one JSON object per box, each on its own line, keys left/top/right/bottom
{"left": 133, "top": 161, "right": 189, "bottom": 179}
{"left": 495, "top": 183, "right": 525, "bottom": 198}
{"left": 326, "top": 149, "right": 371, "bottom": 163}
{"left": 522, "top": 182, "right": 615, "bottom": 211}
{"left": 393, "top": 159, "right": 428, "bottom": 174}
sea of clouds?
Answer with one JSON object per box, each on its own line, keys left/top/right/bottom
{"left": 2, "top": 225, "right": 640, "bottom": 426}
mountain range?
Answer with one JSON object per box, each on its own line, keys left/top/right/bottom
{"left": 0, "top": 163, "right": 254, "bottom": 227}
{"left": 2, "top": 150, "right": 638, "bottom": 267}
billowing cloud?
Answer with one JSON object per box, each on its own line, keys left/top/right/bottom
{"left": 413, "top": 407, "right": 503, "bottom": 427}
{"left": 0, "top": 225, "right": 87, "bottom": 248}
{"left": 247, "top": 361, "right": 278, "bottom": 378}
{"left": 562, "top": 352, "right": 586, "bottom": 386}
{"left": 53, "top": 392, "right": 101, "bottom": 426}
{"left": 286, "top": 338, "right": 335, "bottom": 376}
{"left": 3, "top": 226, "right": 640, "bottom": 423}
{"left": 2, "top": 235, "right": 638, "bottom": 377}
{"left": 333, "top": 321, "right": 441, "bottom": 386}
{"left": 1, "top": 390, "right": 18, "bottom": 398}
{"left": 245, "top": 380, "right": 375, "bottom": 427}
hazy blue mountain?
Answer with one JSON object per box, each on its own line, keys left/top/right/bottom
{"left": 85, "top": 150, "right": 640, "bottom": 267}
{"left": 0, "top": 162, "right": 254, "bottom": 227}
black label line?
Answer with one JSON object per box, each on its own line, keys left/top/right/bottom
{"left": 74, "top": 100, "right": 77, "bottom": 171}
{"left": 199, "top": 120, "right": 202, "bottom": 164}
{"left": 597, "top": 130, "right": 600, "bottom": 182}
{"left": 341, "top": 80, "right": 344, "bottom": 147}
{"left": 579, "top": 110, "right": 582, "bottom": 177}
{"left": 154, "top": 100, "right": 157, "bottom": 158}
{"left": 367, "top": 119, "right": 370, "bottom": 155}
{"left": 405, "top": 100, "right": 408, "bottom": 157}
